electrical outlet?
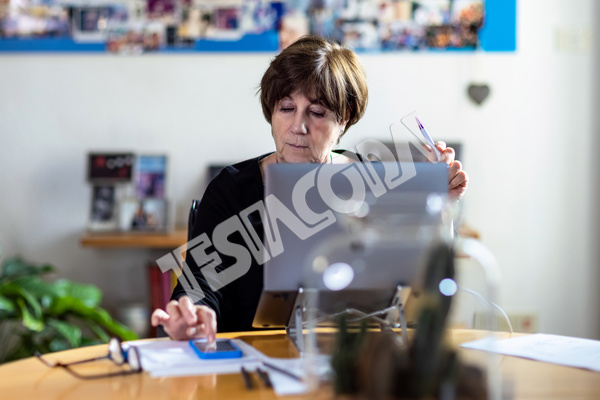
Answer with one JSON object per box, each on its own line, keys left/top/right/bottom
{"left": 473, "top": 312, "right": 538, "bottom": 333}
{"left": 556, "top": 27, "right": 591, "bottom": 52}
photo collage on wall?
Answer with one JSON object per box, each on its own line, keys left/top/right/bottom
{"left": 0, "top": 0, "right": 484, "bottom": 52}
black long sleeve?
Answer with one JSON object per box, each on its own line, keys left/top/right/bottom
{"left": 170, "top": 154, "right": 268, "bottom": 332}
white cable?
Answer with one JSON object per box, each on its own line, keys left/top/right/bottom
{"left": 455, "top": 238, "right": 503, "bottom": 400}
{"left": 458, "top": 286, "right": 513, "bottom": 335}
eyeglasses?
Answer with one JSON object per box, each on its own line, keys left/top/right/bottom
{"left": 35, "top": 337, "right": 142, "bottom": 380}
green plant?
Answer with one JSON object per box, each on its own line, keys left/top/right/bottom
{"left": 0, "top": 256, "right": 137, "bottom": 363}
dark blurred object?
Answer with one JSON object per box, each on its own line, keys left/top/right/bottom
{"left": 408, "top": 243, "right": 456, "bottom": 398}
{"left": 166, "top": 25, "right": 177, "bottom": 46}
{"left": 331, "top": 242, "right": 487, "bottom": 400}
{"left": 87, "top": 152, "right": 134, "bottom": 183}
{"left": 331, "top": 316, "right": 368, "bottom": 395}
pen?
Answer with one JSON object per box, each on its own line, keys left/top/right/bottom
{"left": 415, "top": 117, "right": 441, "bottom": 160}
{"left": 256, "top": 367, "right": 273, "bottom": 388}
{"left": 240, "top": 366, "right": 254, "bottom": 389}
{"left": 415, "top": 116, "right": 436, "bottom": 148}
{"left": 262, "top": 361, "right": 304, "bottom": 382}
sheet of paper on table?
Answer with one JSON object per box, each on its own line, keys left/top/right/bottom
{"left": 128, "top": 338, "right": 311, "bottom": 396}
{"left": 461, "top": 333, "right": 600, "bottom": 372}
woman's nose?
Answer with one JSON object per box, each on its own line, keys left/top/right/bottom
{"left": 290, "top": 113, "right": 308, "bottom": 135}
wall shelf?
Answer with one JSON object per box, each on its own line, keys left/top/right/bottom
{"left": 80, "top": 228, "right": 187, "bottom": 249}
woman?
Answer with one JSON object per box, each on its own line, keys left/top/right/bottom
{"left": 151, "top": 35, "right": 468, "bottom": 342}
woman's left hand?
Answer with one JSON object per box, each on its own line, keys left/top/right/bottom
{"left": 433, "top": 141, "right": 469, "bottom": 202}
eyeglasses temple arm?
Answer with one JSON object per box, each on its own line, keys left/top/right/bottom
{"left": 35, "top": 351, "right": 109, "bottom": 367}
{"left": 61, "top": 365, "right": 141, "bottom": 380}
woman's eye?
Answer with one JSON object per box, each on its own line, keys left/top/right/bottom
{"left": 279, "top": 107, "right": 294, "bottom": 112}
{"left": 311, "top": 111, "right": 325, "bottom": 117}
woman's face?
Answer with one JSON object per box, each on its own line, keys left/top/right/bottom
{"left": 271, "top": 91, "right": 347, "bottom": 164}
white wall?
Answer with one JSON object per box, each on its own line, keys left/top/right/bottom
{"left": 1, "top": 0, "right": 598, "bottom": 339}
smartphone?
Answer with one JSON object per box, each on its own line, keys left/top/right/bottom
{"left": 189, "top": 338, "right": 243, "bottom": 359}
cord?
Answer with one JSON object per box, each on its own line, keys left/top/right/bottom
{"left": 458, "top": 285, "right": 513, "bottom": 336}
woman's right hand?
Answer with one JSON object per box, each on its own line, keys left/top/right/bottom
{"left": 150, "top": 296, "right": 217, "bottom": 342}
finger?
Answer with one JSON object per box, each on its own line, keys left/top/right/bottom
{"left": 449, "top": 181, "right": 468, "bottom": 202}
{"left": 186, "top": 325, "right": 200, "bottom": 337}
{"left": 450, "top": 170, "right": 469, "bottom": 190}
{"left": 196, "top": 306, "right": 217, "bottom": 342}
{"left": 448, "top": 160, "right": 462, "bottom": 181}
{"left": 439, "top": 147, "right": 455, "bottom": 165}
{"left": 178, "top": 296, "right": 199, "bottom": 326}
{"left": 423, "top": 144, "right": 438, "bottom": 162}
{"left": 185, "top": 306, "right": 216, "bottom": 340}
{"left": 165, "top": 300, "right": 183, "bottom": 320}
{"left": 435, "top": 141, "right": 447, "bottom": 151}
{"left": 151, "top": 308, "right": 170, "bottom": 327}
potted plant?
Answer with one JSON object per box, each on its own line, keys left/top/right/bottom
{"left": 0, "top": 255, "right": 137, "bottom": 363}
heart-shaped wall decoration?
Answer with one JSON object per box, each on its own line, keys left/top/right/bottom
{"left": 467, "top": 84, "right": 490, "bottom": 105}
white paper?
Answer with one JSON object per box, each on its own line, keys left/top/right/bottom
{"left": 127, "top": 338, "right": 313, "bottom": 395}
{"left": 129, "top": 339, "right": 258, "bottom": 377}
{"left": 255, "top": 358, "right": 308, "bottom": 396}
{"left": 461, "top": 333, "right": 600, "bottom": 372}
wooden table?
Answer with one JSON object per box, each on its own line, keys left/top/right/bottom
{"left": 0, "top": 330, "right": 599, "bottom": 400}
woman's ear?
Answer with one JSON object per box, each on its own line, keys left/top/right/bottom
{"left": 340, "top": 121, "right": 348, "bottom": 135}
{"left": 342, "top": 111, "right": 351, "bottom": 132}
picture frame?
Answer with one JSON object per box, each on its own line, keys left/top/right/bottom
{"left": 128, "top": 198, "right": 168, "bottom": 232}
{"left": 134, "top": 155, "right": 167, "bottom": 199}
{"left": 89, "top": 185, "right": 119, "bottom": 231}
{"left": 87, "top": 152, "right": 135, "bottom": 183}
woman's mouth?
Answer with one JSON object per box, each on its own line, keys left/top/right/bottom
{"left": 288, "top": 143, "right": 308, "bottom": 150}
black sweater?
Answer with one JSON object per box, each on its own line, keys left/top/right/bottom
{"left": 171, "top": 153, "right": 268, "bottom": 332}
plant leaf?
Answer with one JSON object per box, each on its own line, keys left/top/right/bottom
{"left": 47, "top": 295, "right": 87, "bottom": 316}
{"left": 71, "top": 304, "right": 137, "bottom": 341}
{"left": 16, "top": 298, "right": 44, "bottom": 332}
{"left": 85, "top": 308, "right": 138, "bottom": 341}
{"left": 1, "top": 258, "right": 54, "bottom": 281}
{"left": 47, "top": 319, "right": 82, "bottom": 348}
{"left": 53, "top": 280, "right": 101, "bottom": 308}
{"left": 1, "top": 283, "right": 43, "bottom": 319}
{"left": 0, "top": 295, "right": 15, "bottom": 312}
{"left": 14, "top": 276, "right": 60, "bottom": 300}
{"left": 49, "top": 339, "right": 70, "bottom": 353}
{"left": 47, "top": 296, "right": 137, "bottom": 341}
{"left": 82, "top": 319, "right": 111, "bottom": 343}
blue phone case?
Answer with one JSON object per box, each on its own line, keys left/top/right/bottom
{"left": 189, "top": 339, "right": 243, "bottom": 359}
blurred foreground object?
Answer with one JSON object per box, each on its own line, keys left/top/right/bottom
{"left": 331, "top": 243, "right": 487, "bottom": 400}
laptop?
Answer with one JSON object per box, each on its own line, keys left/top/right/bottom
{"left": 252, "top": 161, "right": 448, "bottom": 328}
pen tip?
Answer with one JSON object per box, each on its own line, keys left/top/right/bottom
{"left": 415, "top": 117, "right": 423, "bottom": 129}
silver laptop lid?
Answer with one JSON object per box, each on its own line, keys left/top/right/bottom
{"left": 261, "top": 161, "right": 448, "bottom": 292}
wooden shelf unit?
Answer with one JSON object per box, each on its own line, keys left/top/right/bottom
{"left": 80, "top": 228, "right": 187, "bottom": 249}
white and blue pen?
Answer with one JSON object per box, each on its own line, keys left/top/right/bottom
{"left": 415, "top": 117, "right": 441, "bottom": 160}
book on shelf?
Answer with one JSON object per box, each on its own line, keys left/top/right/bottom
{"left": 148, "top": 262, "right": 177, "bottom": 337}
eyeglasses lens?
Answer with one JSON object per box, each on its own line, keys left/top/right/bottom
{"left": 108, "top": 337, "right": 125, "bottom": 365}
{"left": 127, "top": 347, "right": 141, "bottom": 372}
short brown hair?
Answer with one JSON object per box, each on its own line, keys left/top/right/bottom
{"left": 259, "top": 35, "right": 368, "bottom": 138}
